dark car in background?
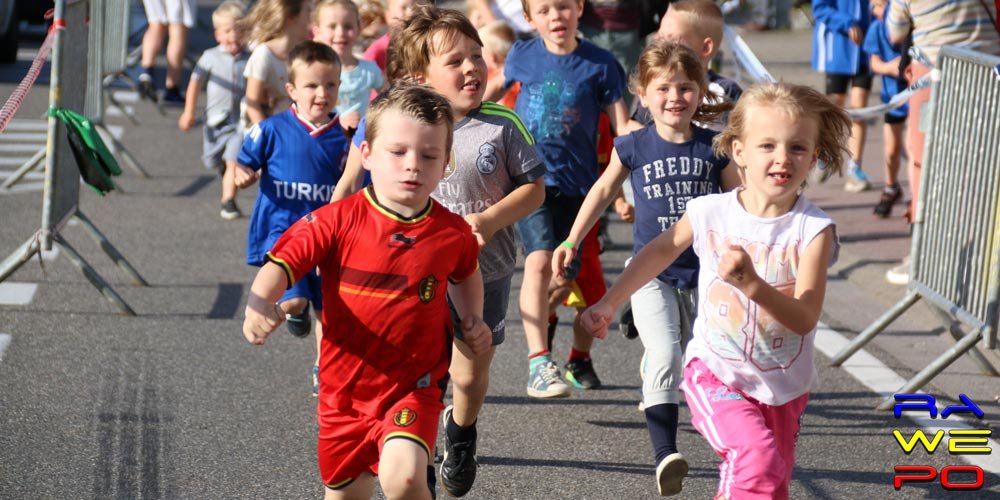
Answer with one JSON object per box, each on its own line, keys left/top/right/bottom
{"left": 0, "top": 1, "right": 54, "bottom": 63}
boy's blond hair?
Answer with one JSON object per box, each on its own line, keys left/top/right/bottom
{"left": 287, "top": 41, "right": 342, "bottom": 83}
{"left": 392, "top": 5, "right": 483, "bottom": 78}
{"left": 366, "top": 83, "right": 455, "bottom": 154}
{"left": 478, "top": 20, "right": 516, "bottom": 60}
{"left": 240, "top": 0, "right": 311, "bottom": 43}
{"left": 314, "top": 0, "right": 361, "bottom": 27}
{"left": 520, "top": 0, "right": 582, "bottom": 20}
{"left": 212, "top": 0, "right": 246, "bottom": 28}
{"left": 668, "top": 0, "right": 724, "bottom": 58}
{"left": 631, "top": 41, "right": 732, "bottom": 124}
{"left": 712, "top": 83, "right": 851, "bottom": 176}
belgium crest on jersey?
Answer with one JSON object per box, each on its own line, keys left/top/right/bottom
{"left": 443, "top": 148, "right": 457, "bottom": 180}
{"left": 418, "top": 275, "right": 439, "bottom": 304}
{"left": 393, "top": 407, "right": 417, "bottom": 427}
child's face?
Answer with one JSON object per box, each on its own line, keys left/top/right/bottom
{"left": 214, "top": 17, "right": 242, "bottom": 55}
{"left": 286, "top": 61, "right": 341, "bottom": 124}
{"left": 361, "top": 109, "right": 450, "bottom": 215}
{"left": 417, "top": 31, "right": 487, "bottom": 118}
{"left": 871, "top": 0, "right": 886, "bottom": 20}
{"left": 288, "top": 0, "right": 315, "bottom": 43}
{"left": 524, "top": 0, "right": 583, "bottom": 53}
{"left": 656, "top": 10, "right": 711, "bottom": 64}
{"left": 639, "top": 70, "right": 701, "bottom": 134}
{"left": 313, "top": 4, "right": 359, "bottom": 57}
{"left": 386, "top": 0, "right": 422, "bottom": 27}
{"left": 732, "top": 106, "right": 819, "bottom": 201}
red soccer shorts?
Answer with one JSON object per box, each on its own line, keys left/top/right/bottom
{"left": 318, "top": 388, "right": 444, "bottom": 489}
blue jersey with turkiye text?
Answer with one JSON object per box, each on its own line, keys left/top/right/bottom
{"left": 616, "top": 125, "right": 729, "bottom": 289}
{"left": 504, "top": 37, "right": 624, "bottom": 196}
{"left": 239, "top": 107, "right": 348, "bottom": 265}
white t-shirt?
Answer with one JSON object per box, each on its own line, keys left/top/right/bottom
{"left": 244, "top": 44, "right": 290, "bottom": 121}
{"left": 685, "top": 191, "right": 839, "bottom": 405}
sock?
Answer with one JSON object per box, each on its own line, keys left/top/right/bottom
{"left": 645, "top": 403, "right": 679, "bottom": 464}
{"left": 569, "top": 347, "right": 590, "bottom": 362}
{"left": 446, "top": 411, "right": 477, "bottom": 443}
{"left": 885, "top": 183, "right": 901, "bottom": 194}
{"left": 849, "top": 159, "right": 862, "bottom": 172}
{"left": 138, "top": 67, "right": 153, "bottom": 81}
{"left": 528, "top": 350, "right": 551, "bottom": 370}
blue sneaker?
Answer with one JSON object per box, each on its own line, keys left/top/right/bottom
{"left": 844, "top": 163, "right": 871, "bottom": 192}
{"left": 527, "top": 357, "right": 570, "bottom": 398}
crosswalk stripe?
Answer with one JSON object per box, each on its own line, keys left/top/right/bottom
{"left": 0, "top": 132, "right": 48, "bottom": 142}
{"left": 4, "top": 120, "right": 47, "bottom": 131}
{"left": 0, "top": 144, "right": 49, "bottom": 153}
{"left": 0, "top": 282, "right": 38, "bottom": 306}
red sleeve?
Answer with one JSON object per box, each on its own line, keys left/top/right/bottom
{"left": 448, "top": 224, "right": 480, "bottom": 284}
{"left": 266, "top": 206, "right": 339, "bottom": 288}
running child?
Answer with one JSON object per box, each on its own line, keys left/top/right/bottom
{"left": 863, "top": 0, "right": 907, "bottom": 218}
{"left": 243, "top": 83, "right": 491, "bottom": 500}
{"left": 241, "top": 0, "right": 314, "bottom": 124}
{"left": 237, "top": 42, "right": 348, "bottom": 378}
{"left": 178, "top": 0, "right": 250, "bottom": 220}
{"left": 312, "top": 0, "right": 384, "bottom": 136}
{"left": 502, "top": 0, "right": 629, "bottom": 398}
{"left": 554, "top": 41, "right": 739, "bottom": 496}
{"left": 582, "top": 82, "right": 849, "bottom": 499}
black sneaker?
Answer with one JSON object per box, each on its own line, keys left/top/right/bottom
{"left": 162, "top": 87, "right": 185, "bottom": 106}
{"left": 874, "top": 184, "right": 902, "bottom": 218}
{"left": 220, "top": 199, "right": 241, "bottom": 220}
{"left": 546, "top": 314, "right": 557, "bottom": 352}
{"left": 564, "top": 358, "right": 602, "bottom": 389}
{"left": 440, "top": 405, "right": 477, "bottom": 497}
{"left": 427, "top": 464, "right": 437, "bottom": 500}
{"left": 137, "top": 73, "right": 158, "bottom": 102}
{"left": 619, "top": 305, "right": 639, "bottom": 340}
{"left": 286, "top": 305, "right": 312, "bottom": 338}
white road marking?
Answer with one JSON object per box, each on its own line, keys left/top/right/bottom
{"left": 0, "top": 334, "right": 10, "bottom": 362}
{"left": 0, "top": 282, "right": 38, "bottom": 306}
{"left": 815, "top": 324, "right": 1000, "bottom": 474}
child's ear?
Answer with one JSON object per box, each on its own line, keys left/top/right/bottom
{"left": 731, "top": 139, "right": 745, "bottom": 166}
{"left": 702, "top": 37, "right": 715, "bottom": 62}
{"left": 360, "top": 141, "right": 373, "bottom": 171}
{"left": 411, "top": 72, "right": 426, "bottom": 84}
{"left": 285, "top": 82, "right": 297, "bottom": 99}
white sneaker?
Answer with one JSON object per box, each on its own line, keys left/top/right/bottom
{"left": 844, "top": 165, "right": 871, "bottom": 193}
{"left": 656, "top": 453, "right": 689, "bottom": 496}
{"left": 886, "top": 256, "right": 911, "bottom": 285}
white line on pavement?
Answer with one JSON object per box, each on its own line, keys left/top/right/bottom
{"left": 0, "top": 282, "right": 38, "bottom": 306}
{"left": 0, "top": 334, "right": 9, "bottom": 362}
{"left": 815, "top": 324, "right": 1000, "bottom": 474}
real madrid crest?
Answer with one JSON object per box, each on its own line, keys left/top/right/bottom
{"left": 393, "top": 407, "right": 417, "bottom": 427}
{"left": 476, "top": 143, "right": 497, "bottom": 174}
{"left": 418, "top": 274, "right": 439, "bottom": 304}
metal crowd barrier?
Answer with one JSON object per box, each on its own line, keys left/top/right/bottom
{"left": 0, "top": 0, "right": 146, "bottom": 315}
{"left": 829, "top": 46, "right": 1000, "bottom": 410}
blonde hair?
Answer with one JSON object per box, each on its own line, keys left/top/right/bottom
{"left": 521, "top": 0, "right": 582, "bottom": 20}
{"left": 478, "top": 20, "right": 516, "bottom": 59}
{"left": 713, "top": 83, "right": 852, "bottom": 176}
{"left": 366, "top": 82, "right": 455, "bottom": 153}
{"left": 392, "top": 5, "right": 483, "bottom": 78}
{"left": 240, "top": 0, "right": 310, "bottom": 43}
{"left": 314, "top": 0, "right": 361, "bottom": 27}
{"left": 287, "top": 40, "right": 342, "bottom": 83}
{"left": 631, "top": 41, "right": 732, "bottom": 124}
{"left": 358, "top": 0, "right": 387, "bottom": 30}
{"left": 212, "top": 0, "right": 246, "bottom": 28}
{"left": 668, "top": 0, "right": 724, "bottom": 56}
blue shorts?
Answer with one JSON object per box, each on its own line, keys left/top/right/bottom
{"left": 280, "top": 269, "right": 323, "bottom": 311}
{"left": 516, "top": 187, "right": 585, "bottom": 280}
{"left": 450, "top": 276, "right": 511, "bottom": 346}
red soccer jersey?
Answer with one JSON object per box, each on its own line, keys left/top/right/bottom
{"left": 267, "top": 187, "right": 479, "bottom": 427}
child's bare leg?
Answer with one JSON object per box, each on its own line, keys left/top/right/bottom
{"left": 379, "top": 439, "right": 432, "bottom": 500}
{"left": 323, "top": 473, "right": 375, "bottom": 500}
{"left": 519, "top": 250, "right": 553, "bottom": 354}
{"left": 278, "top": 297, "right": 309, "bottom": 315}
{"left": 826, "top": 92, "right": 846, "bottom": 108}
{"left": 884, "top": 122, "right": 905, "bottom": 185}
{"left": 164, "top": 23, "right": 188, "bottom": 90}
{"left": 847, "top": 87, "right": 870, "bottom": 163}
{"left": 571, "top": 311, "right": 595, "bottom": 355}
{"left": 449, "top": 343, "right": 496, "bottom": 426}
{"left": 222, "top": 160, "right": 238, "bottom": 202}
{"left": 140, "top": 23, "right": 167, "bottom": 70}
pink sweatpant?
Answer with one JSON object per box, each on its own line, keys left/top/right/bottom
{"left": 681, "top": 358, "right": 810, "bottom": 500}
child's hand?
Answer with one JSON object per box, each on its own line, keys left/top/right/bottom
{"left": 460, "top": 315, "right": 492, "bottom": 354}
{"left": 551, "top": 244, "right": 575, "bottom": 278}
{"left": 464, "top": 213, "right": 496, "bottom": 248}
{"left": 848, "top": 25, "right": 863, "bottom": 44}
{"left": 580, "top": 301, "right": 613, "bottom": 339}
{"left": 234, "top": 165, "right": 259, "bottom": 189}
{"left": 340, "top": 111, "right": 361, "bottom": 131}
{"left": 719, "top": 244, "right": 760, "bottom": 293}
{"left": 178, "top": 111, "right": 196, "bottom": 132}
{"left": 614, "top": 197, "right": 635, "bottom": 223}
{"left": 243, "top": 299, "right": 285, "bottom": 345}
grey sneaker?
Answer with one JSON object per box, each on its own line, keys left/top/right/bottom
{"left": 656, "top": 453, "right": 689, "bottom": 496}
{"left": 527, "top": 358, "right": 570, "bottom": 398}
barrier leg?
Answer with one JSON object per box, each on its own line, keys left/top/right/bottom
{"left": 876, "top": 327, "right": 984, "bottom": 411}
{"left": 928, "top": 307, "right": 1000, "bottom": 377}
{"left": 73, "top": 211, "right": 148, "bottom": 286}
{"left": 104, "top": 83, "right": 140, "bottom": 125}
{"left": 95, "top": 122, "right": 150, "bottom": 178}
{"left": 1, "top": 148, "right": 46, "bottom": 189}
{"left": 53, "top": 233, "right": 135, "bottom": 316}
{"left": 0, "top": 236, "right": 40, "bottom": 283}
{"left": 829, "top": 290, "right": 921, "bottom": 366}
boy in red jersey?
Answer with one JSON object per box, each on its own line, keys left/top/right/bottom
{"left": 243, "top": 83, "right": 491, "bottom": 500}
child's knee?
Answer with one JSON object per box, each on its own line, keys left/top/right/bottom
{"left": 279, "top": 297, "right": 308, "bottom": 315}
{"left": 378, "top": 468, "right": 427, "bottom": 500}
{"left": 379, "top": 440, "right": 429, "bottom": 499}
{"left": 523, "top": 252, "right": 553, "bottom": 279}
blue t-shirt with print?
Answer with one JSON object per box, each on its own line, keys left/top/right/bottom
{"left": 616, "top": 125, "right": 728, "bottom": 289}
{"left": 238, "top": 109, "right": 348, "bottom": 265}
{"left": 863, "top": 17, "right": 908, "bottom": 119}
{"left": 504, "top": 37, "right": 624, "bottom": 196}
